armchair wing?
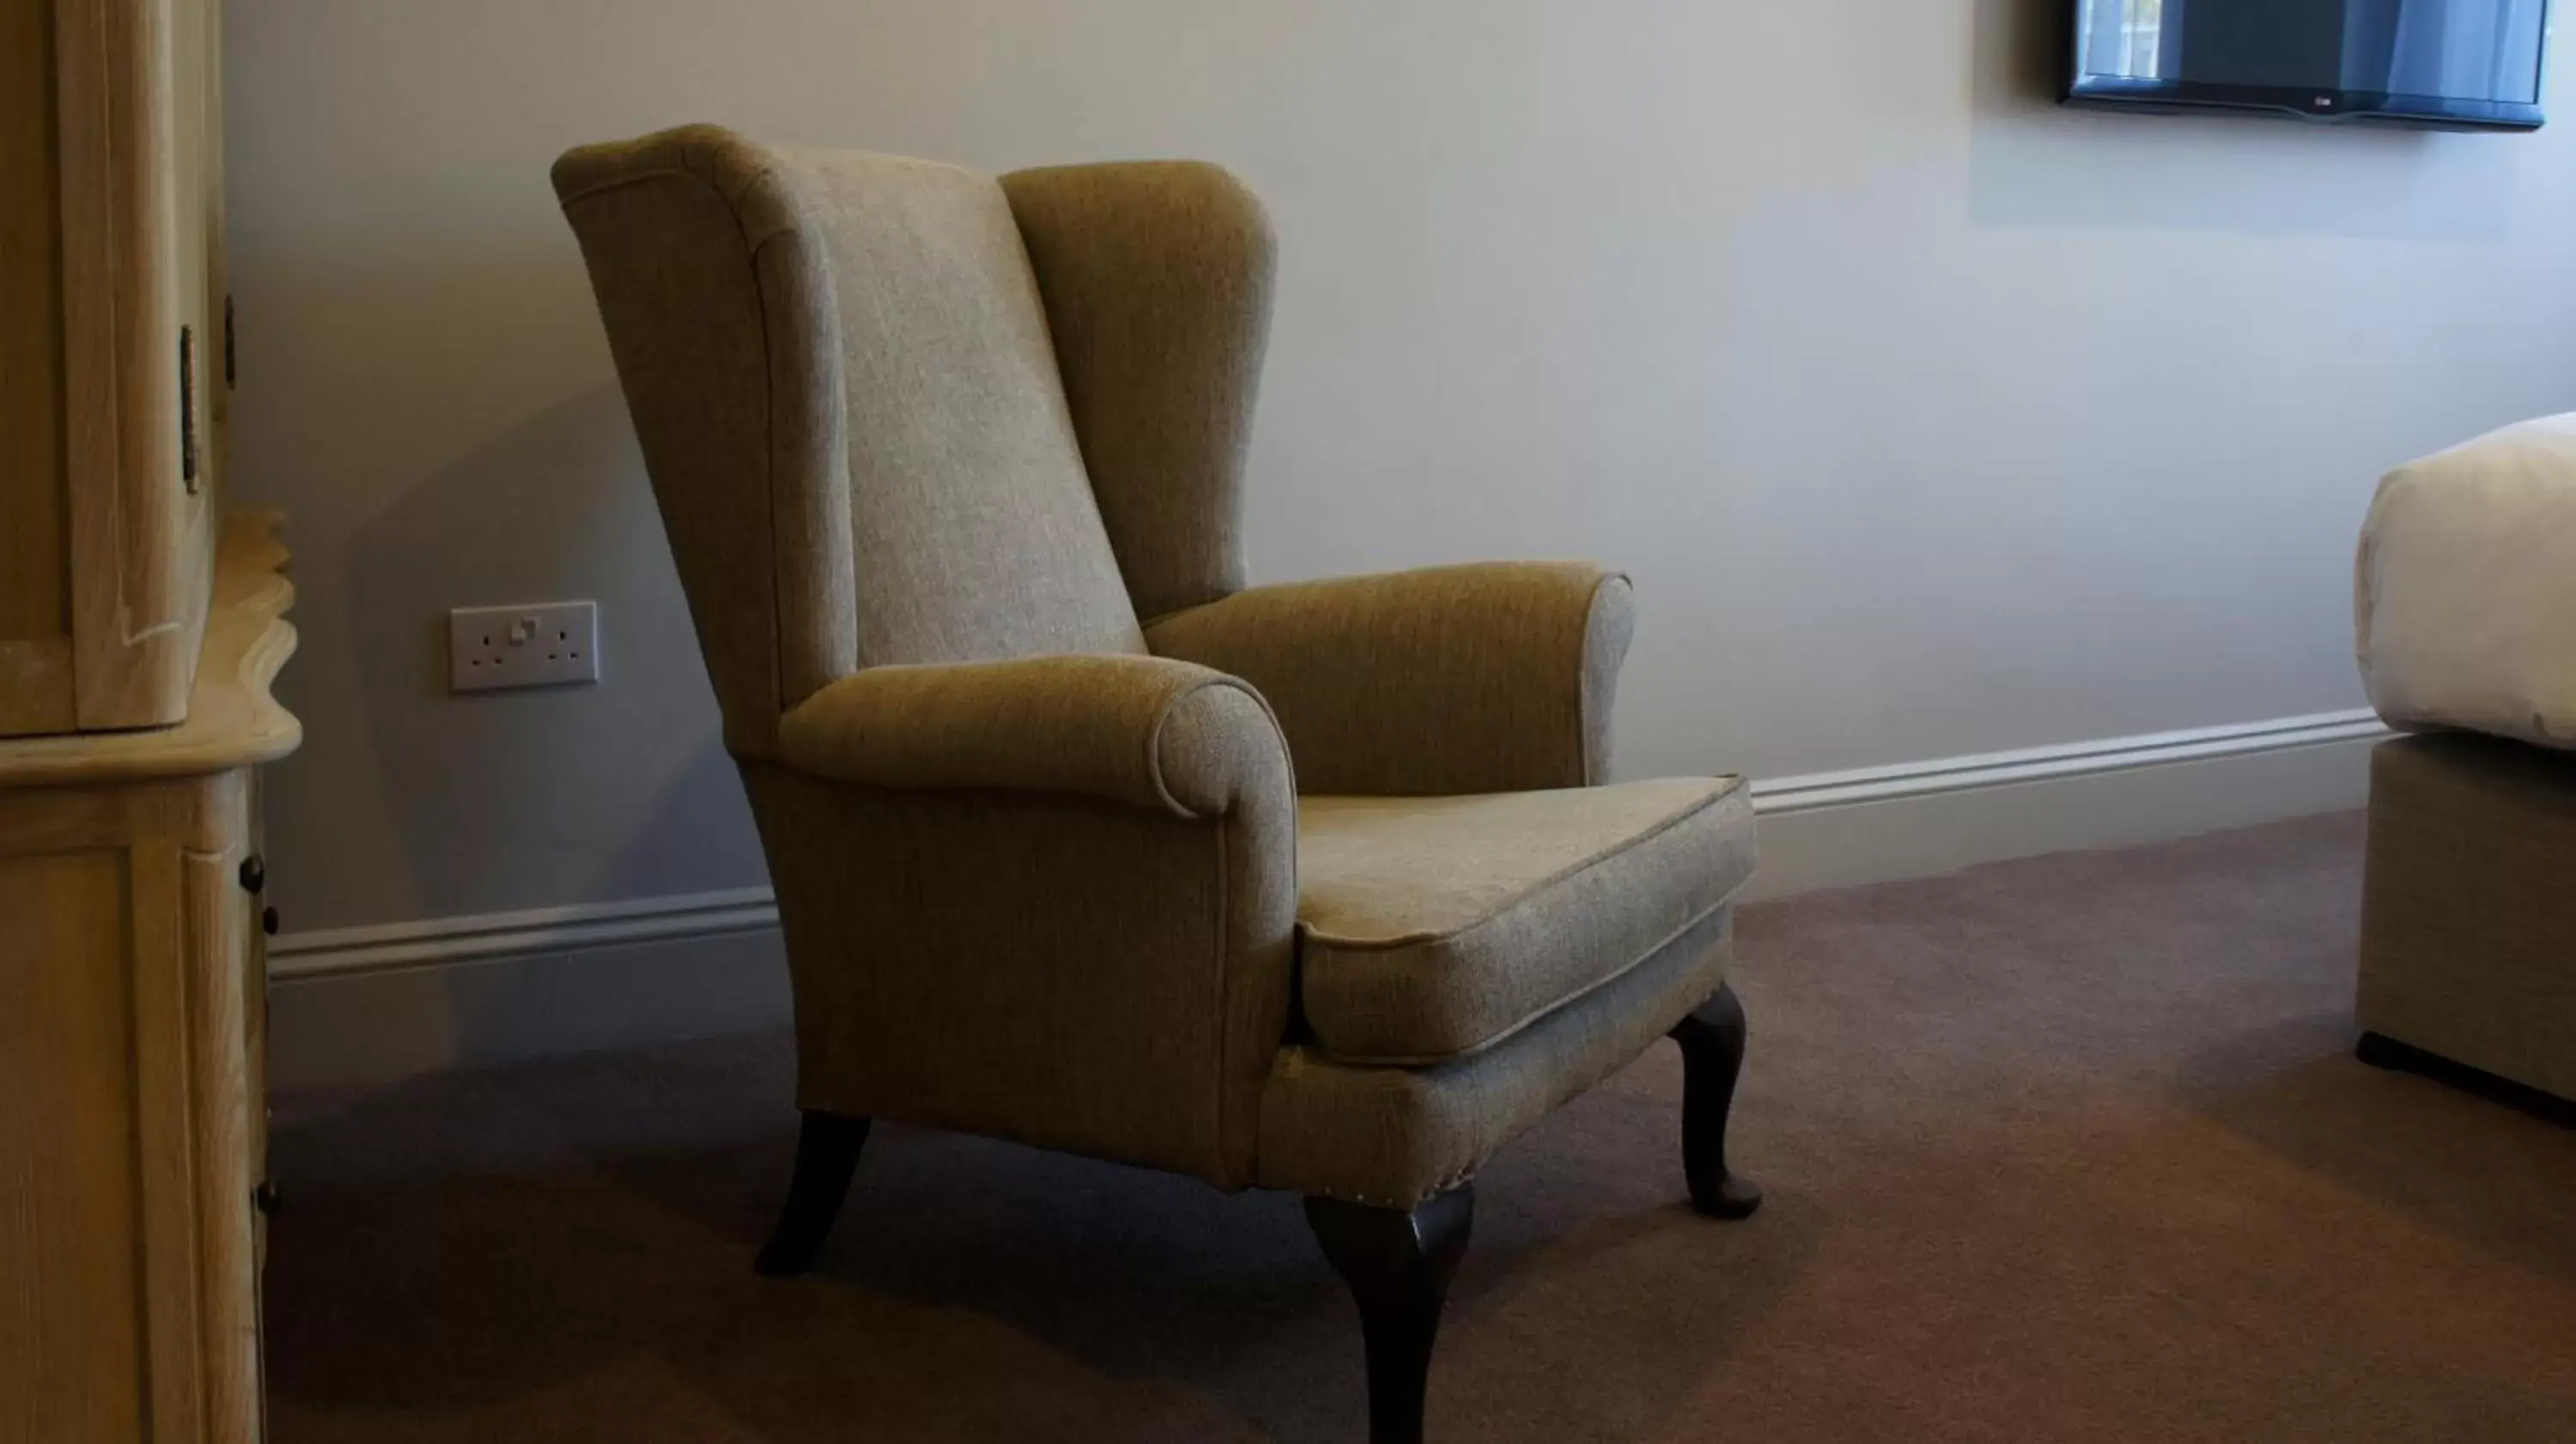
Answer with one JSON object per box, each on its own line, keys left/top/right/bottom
{"left": 1144, "top": 561, "right": 1636, "bottom": 795}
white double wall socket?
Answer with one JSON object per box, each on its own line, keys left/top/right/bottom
{"left": 449, "top": 600, "right": 601, "bottom": 692}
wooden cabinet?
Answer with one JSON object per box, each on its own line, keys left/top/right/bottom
{"left": 0, "top": 516, "right": 297, "bottom": 1444}
{"left": 3, "top": 0, "right": 231, "bottom": 738}
{"left": 3, "top": 9, "right": 283, "bottom": 1431}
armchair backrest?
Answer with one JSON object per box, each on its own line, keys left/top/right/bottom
{"left": 552, "top": 126, "right": 1275, "bottom": 757}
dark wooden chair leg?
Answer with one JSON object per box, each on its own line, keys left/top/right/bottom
{"left": 1669, "top": 982, "right": 1764, "bottom": 1219}
{"left": 754, "top": 1110, "right": 871, "bottom": 1277}
{"left": 1304, "top": 1186, "right": 1474, "bottom": 1444}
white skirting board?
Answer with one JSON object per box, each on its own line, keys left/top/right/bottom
{"left": 266, "top": 708, "right": 2385, "bottom": 1091}
{"left": 1739, "top": 708, "right": 2384, "bottom": 899}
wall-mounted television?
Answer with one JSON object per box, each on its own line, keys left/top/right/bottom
{"left": 2067, "top": 1, "right": 2551, "bottom": 130}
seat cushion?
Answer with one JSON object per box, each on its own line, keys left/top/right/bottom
{"left": 1258, "top": 903, "right": 1735, "bottom": 1207}
{"left": 1294, "top": 777, "right": 1755, "bottom": 1064}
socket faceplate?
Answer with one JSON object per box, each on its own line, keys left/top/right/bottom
{"left": 449, "top": 601, "right": 600, "bottom": 692}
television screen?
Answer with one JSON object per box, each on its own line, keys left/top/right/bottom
{"left": 2068, "top": 0, "right": 2551, "bottom": 129}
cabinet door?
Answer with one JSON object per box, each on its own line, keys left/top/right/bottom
{"left": 0, "top": 816, "right": 149, "bottom": 1442}
{"left": 0, "top": 773, "right": 263, "bottom": 1444}
{"left": 0, "top": 0, "right": 79, "bottom": 736}
{"left": 55, "top": 0, "right": 218, "bottom": 733}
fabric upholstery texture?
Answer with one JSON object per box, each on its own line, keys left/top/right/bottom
{"left": 780, "top": 655, "right": 1286, "bottom": 820}
{"left": 556, "top": 124, "right": 1754, "bottom": 1204}
{"left": 742, "top": 758, "right": 1298, "bottom": 1187}
{"left": 552, "top": 128, "right": 859, "bottom": 755}
{"left": 1001, "top": 162, "right": 1274, "bottom": 622}
{"left": 553, "top": 130, "right": 1146, "bottom": 717}
{"left": 1146, "top": 561, "right": 1637, "bottom": 794}
{"left": 2358, "top": 733, "right": 2576, "bottom": 1102}
{"left": 1258, "top": 907, "right": 1736, "bottom": 1208}
{"left": 1297, "top": 780, "right": 1754, "bottom": 1064}
{"left": 783, "top": 148, "right": 1147, "bottom": 667}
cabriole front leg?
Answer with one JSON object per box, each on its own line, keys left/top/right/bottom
{"left": 1304, "top": 1186, "right": 1475, "bottom": 1444}
{"left": 1669, "top": 981, "right": 1763, "bottom": 1219}
{"left": 754, "top": 1110, "right": 872, "bottom": 1277}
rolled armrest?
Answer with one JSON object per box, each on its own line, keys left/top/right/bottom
{"left": 1143, "top": 561, "right": 1634, "bottom": 795}
{"left": 777, "top": 654, "right": 1291, "bottom": 820}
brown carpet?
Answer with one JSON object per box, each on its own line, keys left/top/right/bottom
{"left": 264, "top": 813, "right": 2576, "bottom": 1442}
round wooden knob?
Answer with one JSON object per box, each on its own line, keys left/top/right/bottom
{"left": 262, "top": 906, "right": 280, "bottom": 937}
{"left": 239, "top": 855, "right": 265, "bottom": 894}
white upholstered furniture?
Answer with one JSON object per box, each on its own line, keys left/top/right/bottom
{"left": 2354, "top": 417, "right": 2576, "bottom": 1107}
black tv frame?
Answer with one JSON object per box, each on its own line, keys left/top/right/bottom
{"left": 2063, "top": 3, "right": 2551, "bottom": 131}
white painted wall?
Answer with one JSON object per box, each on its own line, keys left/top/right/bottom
{"left": 228, "top": 0, "right": 2576, "bottom": 935}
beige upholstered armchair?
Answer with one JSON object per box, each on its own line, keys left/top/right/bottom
{"left": 554, "top": 125, "right": 1761, "bottom": 1444}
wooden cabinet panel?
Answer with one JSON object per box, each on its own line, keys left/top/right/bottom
{"left": 4, "top": 0, "right": 226, "bottom": 737}
{"left": 182, "top": 777, "right": 259, "bottom": 1444}
{"left": 77, "top": 0, "right": 216, "bottom": 731}
{"left": 0, "top": 845, "right": 148, "bottom": 1444}
{"left": 203, "top": 0, "right": 228, "bottom": 486}
{"left": 243, "top": 770, "right": 270, "bottom": 1444}
{"left": 0, "top": 0, "right": 78, "bottom": 735}
{"left": 0, "top": 774, "right": 264, "bottom": 1444}
{"left": 171, "top": 0, "right": 216, "bottom": 508}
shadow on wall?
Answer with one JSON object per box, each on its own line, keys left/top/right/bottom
{"left": 338, "top": 382, "right": 762, "bottom": 919}
{"left": 1965, "top": 0, "right": 2520, "bottom": 239}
